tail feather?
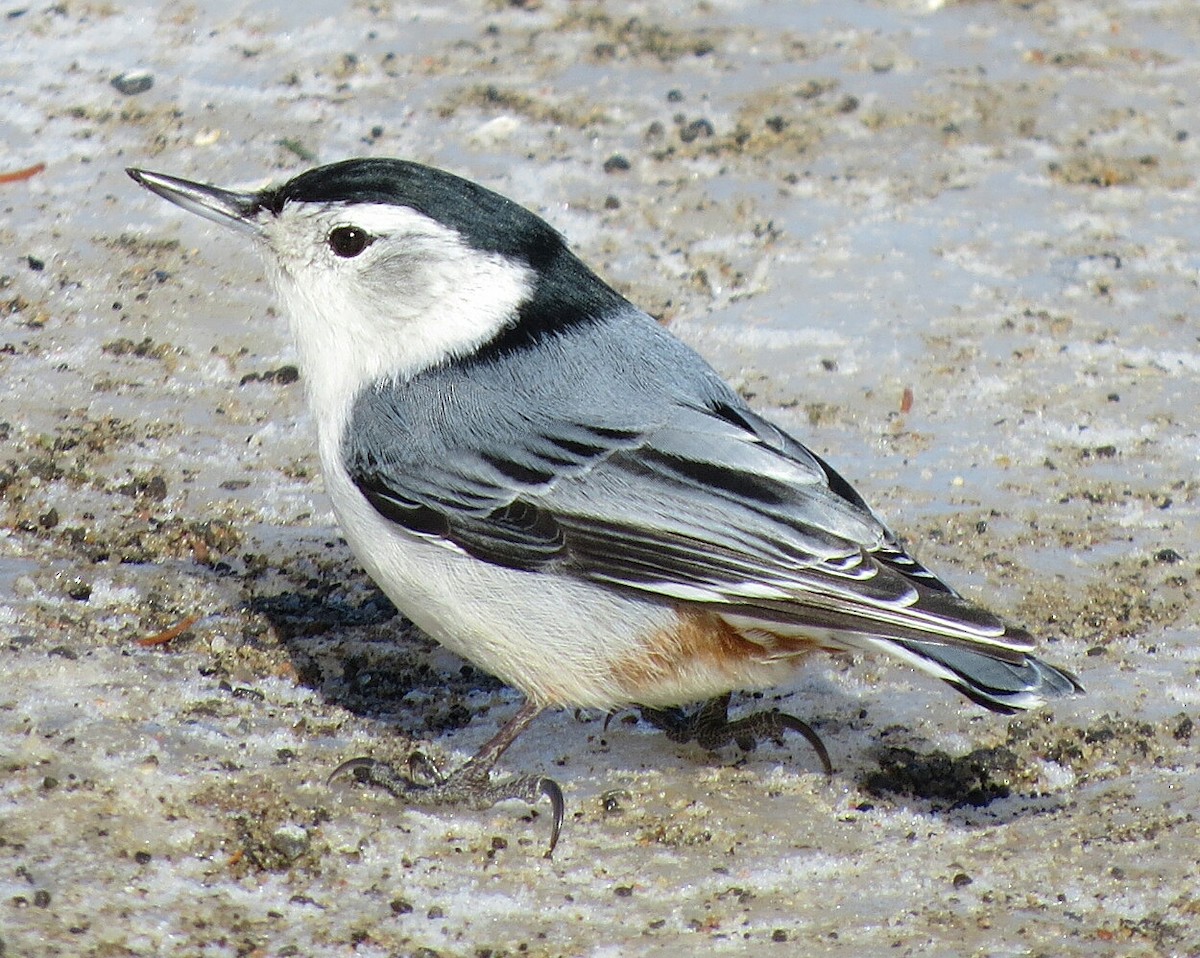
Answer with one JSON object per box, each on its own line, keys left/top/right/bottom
{"left": 859, "top": 636, "right": 1083, "bottom": 714}
{"left": 710, "top": 534, "right": 1084, "bottom": 713}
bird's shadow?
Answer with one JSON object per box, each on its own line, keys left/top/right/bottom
{"left": 248, "top": 583, "right": 504, "bottom": 736}
{"left": 248, "top": 582, "right": 1074, "bottom": 830}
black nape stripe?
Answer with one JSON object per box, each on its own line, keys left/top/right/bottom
{"left": 462, "top": 242, "right": 632, "bottom": 365}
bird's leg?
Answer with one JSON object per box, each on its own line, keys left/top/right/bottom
{"left": 641, "top": 691, "right": 833, "bottom": 776}
{"left": 329, "top": 700, "right": 565, "bottom": 855}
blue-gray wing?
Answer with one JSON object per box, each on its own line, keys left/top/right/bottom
{"left": 342, "top": 311, "right": 1081, "bottom": 711}
{"left": 353, "top": 395, "right": 887, "bottom": 592}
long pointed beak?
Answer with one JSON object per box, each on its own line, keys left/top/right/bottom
{"left": 127, "top": 168, "right": 265, "bottom": 236}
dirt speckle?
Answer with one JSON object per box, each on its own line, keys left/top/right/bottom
{"left": 1048, "top": 153, "right": 1163, "bottom": 188}
{"left": 862, "top": 745, "right": 1023, "bottom": 807}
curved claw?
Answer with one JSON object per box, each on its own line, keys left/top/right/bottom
{"left": 772, "top": 714, "right": 834, "bottom": 778}
{"left": 326, "top": 755, "right": 379, "bottom": 786}
{"left": 539, "top": 777, "right": 565, "bottom": 857}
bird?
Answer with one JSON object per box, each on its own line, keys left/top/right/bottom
{"left": 128, "top": 158, "right": 1081, "bottom": 852}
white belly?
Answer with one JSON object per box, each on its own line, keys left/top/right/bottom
{"left": 320, "top": 460, "right": 798, "bottom": 710}
{"left": 323, "top": 460, "right": 662, "bottom": 708}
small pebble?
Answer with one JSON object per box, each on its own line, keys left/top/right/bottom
{"left": 679, "top": 118, "right": 714, "bottom": 143}
{"left": 144, "top": 475, "right": 168, "bottom": 502}
{"left": 270, "top": 823, "right": 310, "bottom": 861}
{"left": 66, "top": 580, "right": 92, "bottom": 602}
{"left": 46, "top": 646, "right": 76, "bottom": 660}
{"left": 111, "top": 70, "right": 153, "bottom": 96}
{"left": 601, "top": 789, "right": 629, "bottom": 814}
{"left": 602, "top": 154, "right": 630, "bottom": 173}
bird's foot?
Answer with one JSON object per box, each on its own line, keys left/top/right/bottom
{"left": 327, "top": 701, "right": 564, "bottom": 855}
{"left": 329, "top": 752, "right": 564, "bottom": 854}
{"left": 641, "top": 692, "right": 833, "bottom": 776}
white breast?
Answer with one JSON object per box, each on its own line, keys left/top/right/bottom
{"left": 318, "top": 449, "right": 663, "bottom": 708}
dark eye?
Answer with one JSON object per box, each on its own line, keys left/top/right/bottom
{"left": 327, "top": 225, "right": 373, "bottom": 258}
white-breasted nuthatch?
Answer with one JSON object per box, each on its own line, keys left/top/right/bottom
{"left": 128, "top": 159, "right": 1081, "bottom": 852}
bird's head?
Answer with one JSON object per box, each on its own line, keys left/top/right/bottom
{"left": 128, "top": 159, "right": 623, "bottom": 432}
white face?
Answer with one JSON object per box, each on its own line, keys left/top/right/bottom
{"left": 255, "top": 201, "right": 534, "bottom": 450}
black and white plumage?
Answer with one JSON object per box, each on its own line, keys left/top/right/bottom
{"left": 128, "top": 158, "right": 1080, "bottom": 740}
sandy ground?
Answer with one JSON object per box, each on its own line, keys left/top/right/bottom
{"left": 2, "top": 0, "right": 1198, "bottom": 955}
